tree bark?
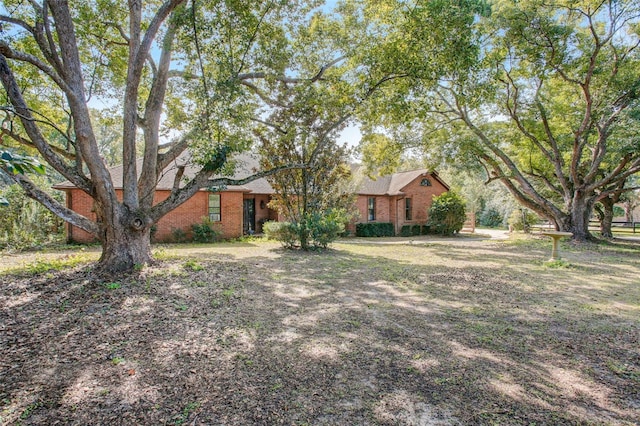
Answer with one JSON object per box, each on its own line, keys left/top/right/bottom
{"left": 599, "top": 201, "right": 614, "bottom": 238}
{"left": 96, "top": 205, "right": 153, "bottom": 272}
{"left": 570, "top": 193, "right": 596, "bottom": 242}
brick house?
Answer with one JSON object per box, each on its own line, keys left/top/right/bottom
{"left": 54, "top": 153, "right": 277, "bottom": 243}
{"left": 55, "top": 155, "right": 449, "bottom": 243}
{"left": 353, "top": 169, "right": 449, "bottom": 235}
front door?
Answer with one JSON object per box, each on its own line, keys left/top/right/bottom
{"left": 243, "top": 198, "right": 256, "bottom": 235}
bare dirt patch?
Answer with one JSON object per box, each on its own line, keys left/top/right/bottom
{"left": 1, "top": 237, "right": 639, "bottom": 425}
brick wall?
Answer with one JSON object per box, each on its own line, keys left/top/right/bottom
{"left": 349, "top": 174, "right": 448, "bottom": 234}
{"left": 64, "top": 189, "right": 247, "bottom": 243}
{"left": 397, "top": 177, "right": 448, "bottom": 226}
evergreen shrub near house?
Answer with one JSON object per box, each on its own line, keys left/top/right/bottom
{"left": 401, "top": 224, "right": 430, "bottom": 237}
{"left": 263, "top": 221, "right": 300, "bottom": 249}
{"left": 171, "top": 227, "right": 188, "bottom": 243}
{"left": 191, "top": 217, "right": 221, "bottom": 243}
{"left": 264, "top": 211, "right": 346, "bottom": 250}
{"left": 428, "top": 192, "right": 466, "bottom": 236}
{"left": 262, "top": 213, "right": 345, "bottom": 249}
{"left": 355, "top": 222, "right": 395, "bottom": 237}
{"left": 305, "top": 212, "right": 345, "bottom": 249}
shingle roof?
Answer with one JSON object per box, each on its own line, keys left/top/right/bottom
{"left": 356, "top": 169, "right": 449, "bottom": 195}
{"left": 55, "top": 154, "right": 448, "bottom": 197}
{"left": 54, "top": 152, "right": 275, "bottom": 194}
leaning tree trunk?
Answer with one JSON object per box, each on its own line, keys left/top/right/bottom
{"left": 96, "top": 205, "right": 154, "bottom": 272}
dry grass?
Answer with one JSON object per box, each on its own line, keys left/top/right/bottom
{"left": 1, "top": 235, "right": 639, "bottom": 425}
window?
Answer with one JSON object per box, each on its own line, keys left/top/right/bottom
{"left": 405, "top": 198, "right": 412, "bottom": 221}
{"left": 420, "top": 178, "right": 432, "bottom": 186}
{"left": 367, "top": 197, "right": 376, "bottom": 221}
{"left": 208, "top": 193, "right": 221, "bottom": 222}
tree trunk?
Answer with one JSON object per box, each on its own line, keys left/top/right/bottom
{"left": 597, "top": 197, "right": 615, "bottom": 238}
{"left": 569, "top": 194, "right": 595, "bottom": 242}
{"left": 96, "top": 206, "right": 153, "bottom": 272}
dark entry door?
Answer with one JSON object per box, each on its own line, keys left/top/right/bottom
{"left": 243, "top": 198, "right": 256, "bottom": 234}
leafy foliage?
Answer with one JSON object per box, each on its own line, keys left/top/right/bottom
{"left": 191, "top": 217, "right": 220, "bottom": 243}
{"left": 0, "top": 151, "right": 45, "bottom": 176}
{"left": 479, "top": 208, "right": 504, "bottom": 228}
{"left": 264, "top": 209, "right": 347, "bottom": 250}
{"left": 428, "top": 192, "right": 466, "bottom": 236}
{"left": 263, "top": 221, "right": 299, "bottom": 249}
{"left": 355, "top": 222, "right": 395, "bottom": 237}
{"left": 507, "top": 209, "right": 540, "bottom": 232}
{"left": 0, "top": 181, "right": 64, "bottom": 250}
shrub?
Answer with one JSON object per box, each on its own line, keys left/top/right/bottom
{"left": 507, "top": 209, "right": 539, "bottom": 232}
{"left": 265, "top": 211, "right": 346, "bottom": 250}
{"left": 263, "top": 221, "right": 299, "bottom": 249}
{"left": 428, "top": 192, "right": 466, "bottom": 236}
{"left": 479, "top": 208, "right": 504, "bottom": 228}
{"left": 355, "top": 222, "right": 395, "bottom": 237}
{"left": 171, "top": 227, "right": 188, "bottom": 243}
{"left": 400, "top": 225, "right": 412, "bottom": 237}
{"left": 421, "top": 224, "right": 431, "bottom": 235}
{"left": 305, "top": 212, "right": 345, "bottom": 249}
{"left": 411, "top": 224, "right": 421, "bottom": 236}
{"left": 191, "top": 217, "right": 220, "bottom": 243}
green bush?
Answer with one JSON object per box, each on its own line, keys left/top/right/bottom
{"left": 171, "top": 227, "right": 188, "bottom": 243}
{"left": 411, "top": 224, "right": 421, "bottom": 236}
{"left": 428, "top": 192, "right": 466, "bottom": 236}
{"left": 265, "top": 211, "right": 345, "bottom": 250}
{"left": 191, "top": 217, "right": 220, "bottom": 243}
{"left": 355, "top": 222, "right": 395, "bottom": 237}
{"left": 479, "top": 208, "right": 504, "bottom": 228}
{"left": 507, "top": 209, "right": 539, "bottom": 231}
{"left": 305, "top": 212, "right": 345, "bottom": 249}
{"left": 421, "top": 224, "right": 431, "bottom": 235}
{"left": 400, "top": 225, "right": 412, "bottom": 237}
{"left": 0, "top": 182, "right": 65, "bottom": 251}
{"left": 263, "top": 221, "right": 299, "bottom": 249}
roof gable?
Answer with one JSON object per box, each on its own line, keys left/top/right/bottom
{"left": 356, "top": 168, "right": 449, "bottom": 195}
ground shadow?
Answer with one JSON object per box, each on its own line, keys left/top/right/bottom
{"left": 0, "top": 240, "right": 638, "bottom": 425}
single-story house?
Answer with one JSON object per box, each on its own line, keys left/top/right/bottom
{"left": 352, "top": 168, "right": 450, "bottom": 235}
{"left": 55, "top": 154, "right": 449, "bottom": 243}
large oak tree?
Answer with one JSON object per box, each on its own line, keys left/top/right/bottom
{"left": 383, "top": 0, "right": 640, "bottom": 241}
{"left": 0, "top": 0, "right": 333, "bottom": 271}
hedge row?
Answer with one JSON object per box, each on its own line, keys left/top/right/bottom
{"left": 355, "top": 222, "right": 395, "bottom": 237}
{"left": 400, "top": 224, "right": 430, "bottom": 237}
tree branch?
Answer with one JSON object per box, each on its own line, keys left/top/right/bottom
{"left": 0, "top": 41, "right": 72, "bottom": 94}
{"left": 0, "top": 54, "right": 93, "bottom": 194}
{"left": 4, "top": 171, "right": 99, "bottom": 236}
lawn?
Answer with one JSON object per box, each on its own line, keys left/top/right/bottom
{"left": 1, "top": 235, "right": 639, "bottom": 425}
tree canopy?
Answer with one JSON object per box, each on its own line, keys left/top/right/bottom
{"left": 365, "top": 0, "right": 640, "bottom": 241}
{"left": 1, "top": 0, "right": 485, "bottom": 271}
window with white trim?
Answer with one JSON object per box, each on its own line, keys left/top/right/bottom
{"left": 208, "top": 193, "right": 221, "bottom": 222}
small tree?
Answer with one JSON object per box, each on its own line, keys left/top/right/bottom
{"left": 428, "top": 192, "right": 466, "bottom": 236}
{"left": 507, "top": 209, "right": 539, "bottom": 233}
